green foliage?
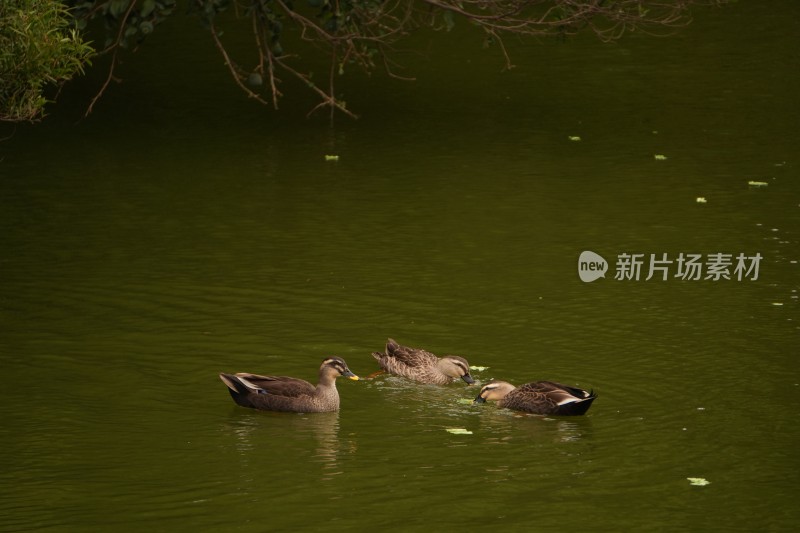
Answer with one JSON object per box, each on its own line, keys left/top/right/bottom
{"left": 68, "top": 0, "right": 176, "bottom": 50}
{"left": 0, "top": 0, "right": 94, "bottom": 122}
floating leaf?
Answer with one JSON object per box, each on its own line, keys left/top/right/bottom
{"left": 457, "top": 398, "right": 474, "bottom": 405}
{"left": 696, "top": 197, "right": 707, "bottom": 204}
{"left": 687, "top": 477, "right": 711, "bottom": 486}
{"left": 654, "top": 154, "right": 668, "bottom": 160}
{"left": 568, "top": 135, "right": 581, "bottom": 142}
{"left": 446, "top": 428, "right": 473, "bottom": 435}
{"left": 469, "top": 366, "right": 489, "bottom": 371}
{"left": 324, "top": 155, "right": 339, "bottom": 161}
{"left": 748, "top": 181, "right": 769, "bottom": 187}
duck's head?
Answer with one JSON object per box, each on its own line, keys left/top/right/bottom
{"left": 474, "top": 381, "right": 515, "bottom": 403}
{"left": 438, "top": 355, "right": 474, "bottom": 384}
{"left": 321, "top": 356, "right": 360, "bottom": 380}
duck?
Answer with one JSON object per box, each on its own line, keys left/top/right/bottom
{"left": 474, "top": 380, "right": 596, "bottom": 415}
{"left": 371, "top": 338, "right": 474, "bottom": 385}
{"left": 219, "top": 356, "right": 359, "bottom": 413}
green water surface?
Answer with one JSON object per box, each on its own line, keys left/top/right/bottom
{"left": 1, "top": 3, "right": 798, "bottom": 531}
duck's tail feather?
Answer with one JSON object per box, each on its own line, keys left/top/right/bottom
{"left": 219, "top": 373, "right": 261, "bottom": 407}
{"left": 558, "top": 394, "right": 596, "bottom": 416}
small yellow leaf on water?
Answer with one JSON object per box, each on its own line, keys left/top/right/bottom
{"left": 469, "top": 366, "right": 489, "bottom": 371}
{"left": 748, "top": 180, "right": 769, "bottom": 187}
{"left": 446, "top": 428, "right": 473, "bottom": 435}
{"left": 654, "top": 154, "right": 668, "bottom": 160}
{"left": 696, "top": 197, "right": 707, "bottom": 204}
{"left": 568, "top": 136, "right": 582, "bottom": 142}
{"left": 324, "top": 154, "right": 339, "bottom": 161}
{"left": 457, "top": 398, "right": 474, "bottom": 405}
{"left": 687, "top": 477, "right": 711, "bottom": 486}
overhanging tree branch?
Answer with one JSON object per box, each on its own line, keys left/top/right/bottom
{"left": 67, "top": 0, "right": 729, "bottom": 119}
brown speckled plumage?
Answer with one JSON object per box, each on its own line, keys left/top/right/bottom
{"left": 474, "top": 380, "right": 596, "bottom": 416}
{"left": 371, "top": 338, "right": 474, "bottom": 385}
{"left": 219, "top": 356, "right": 359, "bottom": 413}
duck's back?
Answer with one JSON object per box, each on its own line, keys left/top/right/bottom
{"left": 221, "top": 373, "right": 339, "bottom": 412}
{"left": 503, "top": 381, "right": 596, "bottom": 415}
{"left": 372, "top": 340, "right": 443, "bottom": 383}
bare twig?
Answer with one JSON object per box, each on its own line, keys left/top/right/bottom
{"left": 273, "top": 55, "right": 359, "bottom": 119}
{"left": 210, "top": 21, "right": 270, "bottom": 105}
{"left": 85, "top": 0, "right": 139, "bottom": 116}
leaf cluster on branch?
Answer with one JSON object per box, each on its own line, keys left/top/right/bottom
{"left": 1, "top": 0, "right": 93, "bottom": 122}
{"left": 68, "top": 0, "right": 727, "bottom": 119}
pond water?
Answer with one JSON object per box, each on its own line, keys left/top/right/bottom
{"left": 1, "top": 3, "right": 798, "bottom": 531}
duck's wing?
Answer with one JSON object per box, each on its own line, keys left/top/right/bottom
{"left": 512, "top": 381, "right": 596, "bottom": 415}
{"left": 522, "top": 380, "right": 593, "bottom": 402}
{"left": 384, "top": 339, "right": 437, "bottom": 367}
{"left": 232, "top": 373, "right": 316, "bottom": 398}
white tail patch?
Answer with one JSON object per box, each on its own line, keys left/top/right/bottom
{"left": 557, "top": 396, "right": 590, "bottom": 406}
{"left": 237, "top": 376, "right": 261, "bottom": 392}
